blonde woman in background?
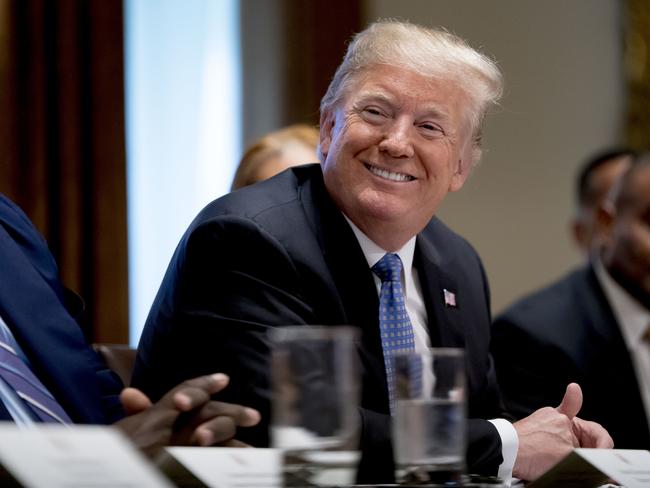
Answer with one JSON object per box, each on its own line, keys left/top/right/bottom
{"left": 231, "top": 124, "right": 319, "bottom": 190}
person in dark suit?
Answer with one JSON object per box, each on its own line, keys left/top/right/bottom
{"left": 0, "top": 192, "right": 260, "bottom": 455}
{"left": 133, "top": 20, "right": 612, "bottom": 483}
{"left": 491, "top": 151, "right": 650, "bottom": 449}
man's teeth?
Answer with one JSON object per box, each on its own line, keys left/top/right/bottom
{"left": 365, "top": 164, "right": 414, "bottom": 182}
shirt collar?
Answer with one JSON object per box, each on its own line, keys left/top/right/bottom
{"left": 343, "top": 215, "right": 416, "bottom": 276}
{"left": 594, "top": 259, "right": 650, "bottom": 347}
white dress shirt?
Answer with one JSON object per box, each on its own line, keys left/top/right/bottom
{"left": 344, "top": 217, "right": 517, "bottom": 483}
{"left": 595, "top": 260, "right": 650, "bottom": 433}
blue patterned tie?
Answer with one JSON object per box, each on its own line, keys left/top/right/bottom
{"left": 372, "top": 253, "right": 416, "bottom": 413}
{"left": 0, "top": 325, "right": 71, "bottom": 424}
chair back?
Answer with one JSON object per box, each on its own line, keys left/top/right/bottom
{"left": 92, "top": 343, "right": 137, "bottom": 386}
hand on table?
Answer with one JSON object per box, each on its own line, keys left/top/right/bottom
{"left": 114, "top": 373, "right": 261, "bottom": 456}
{"left": 512, "top": 383, "right": 613, "bottom": 480}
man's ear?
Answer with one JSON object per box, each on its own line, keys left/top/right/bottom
{"left": 593, "top": 201, "right": 617, "bottom": 261}
{"left": 448, "top": 152, "right": 473, "bottom": 192}
{"left": 319, "top": 110, "right": 335, "bottom": 161}
{"left": 571, "top": 218, "right": 589, "bottom": 253}
{"left": 595, "top": 201, "right": 616, "bottom": 243}
{"left": 448, "top": 134, "right": 476, "bottom": 192}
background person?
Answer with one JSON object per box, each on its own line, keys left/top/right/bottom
{"left": 0, "top": 192, "right": 260, "bottom": 456}
{"left": 133, "top": 21, "right": 612, "bottom": 484}
{"left": 492, "top": 152, "right": 650, "bottom": 449}
{"left": 230, "top": 124, "right": 319, "bottom": 190}
{"left": 571, "top": 148, "right": 637, "bottom": 255}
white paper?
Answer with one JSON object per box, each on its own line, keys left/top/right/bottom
{"left": 528, "top": 448, "right": 650, "bottom": 488}
{"left": 577, "top": 448, "right": 650, "bottom": 488}
{"left": 0, "top": 422, "right": 173, "bottom": 487}
{"left": 159, "top": 447, "right": 282, "bottom": 488}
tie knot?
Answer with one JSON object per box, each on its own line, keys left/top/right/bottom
{"left": 372, "top": 253, "right": 403, "bottom": 283}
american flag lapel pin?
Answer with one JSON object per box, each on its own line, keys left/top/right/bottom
{"left": 443, "top": 288, "right": 457, "bottom": 308}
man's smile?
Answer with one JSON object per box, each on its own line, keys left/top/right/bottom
{"left": 363, "top": 162, "right": 416, "bottom": 182}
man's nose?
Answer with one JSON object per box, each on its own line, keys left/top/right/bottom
{"left": 378, "top": 120, "right": 414, "bottom": 159}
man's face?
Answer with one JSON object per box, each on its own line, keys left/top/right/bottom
{"left": 319, "top": 64, "right": 474, "bottom": 250}
{"left": 602, "top": 166, "right": 650, "bottom": 309}
{"left": 573, "top": 157, "right": 631, "bottom": 253}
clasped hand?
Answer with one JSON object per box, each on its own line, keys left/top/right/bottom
{"left": 115, "top": 373, "right": 260, "bottom": 456}
{"left": 512, "top": 382, "right": 613, "bottom": 480}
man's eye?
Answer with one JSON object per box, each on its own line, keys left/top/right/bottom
{"left": 363, "top": 107, "right": 384, "bottom": 117}
{"left": 420, "top": 123, "right": 443, "bottom": 134}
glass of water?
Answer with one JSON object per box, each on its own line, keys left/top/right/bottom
{"left": 270, "top": 326, "right": 361, "bottom": 487}
{"left": 392, "top": 348, "right": 466, "bottom": 485}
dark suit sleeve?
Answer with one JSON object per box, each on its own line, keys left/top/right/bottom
{"left": 355, "top": 408, "right": 502, "bottom": 483}
{"left": 0, "top": 194, "right": 67, "bottom": 303}
{"left": 133, "top": 215, "right": 318, "bottom": 446}
{"left": 82, "top": 351, "right": 127, "bottom": 424}
{"left": 0, "top": 193, "right": 125, "bottom": 424}
{"left": 465, "top": 247, "right": 507, "bottom": 474}
{"left": 491, "top": 314, "right": 572, "bottom": 420}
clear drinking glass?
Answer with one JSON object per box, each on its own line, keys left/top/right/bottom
{"left": 270, "top": 326, "right": 361, "bottom": 487}
{"left": 392, "top": 348, "right": 467, "bottom": 485}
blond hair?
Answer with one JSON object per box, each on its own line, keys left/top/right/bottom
{"left": 231, "top": 124, "right": 319, "bottom": 190}
{"left": 320, "top": 20, "right": 503, "bottom": 165}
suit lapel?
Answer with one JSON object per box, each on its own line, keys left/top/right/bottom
{"left": 580, "top": 265, "right": 650, "bottom": 441}
{"left": 415, "top": 229, "right": 466, "bottom": 349}
{"left": 582, "top": 265, "right": 634, "bottom": 345}
{"left": 300, "top": 171, "right": 379, "bottom": 329}
{"left": 299, "top": 171, "right": 389, "bottom": 412}
{"left": 0, "top": 223, "right": 108, "bottom": 424}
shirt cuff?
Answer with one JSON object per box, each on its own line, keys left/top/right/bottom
{"left": 488, "top": 418, "right": 518, "bottom": 486}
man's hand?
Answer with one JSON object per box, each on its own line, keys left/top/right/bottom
{"left": 572, "top": 417, "right": 614, "bottom": 449}
{"left": 114, "top": 373, "right": 261, "bottom": 457}
{"left": 512, "top": 383, "right": 613, "bottom": 481}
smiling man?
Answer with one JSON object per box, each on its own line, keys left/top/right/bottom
{"left": 133, "top": 21, "right": 612, "bottom": 484}
{"left": 319, "top": 63, "right": 473, "bottom": 252}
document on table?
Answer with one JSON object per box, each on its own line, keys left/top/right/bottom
{"left": 528, "top": 448, "right": 650, "bottom": 488}
{"left": 0, "top": 423, "right": 173, "bottom": 487}
{"left": 158, "top": 447, "right": 282, "bottom": 488}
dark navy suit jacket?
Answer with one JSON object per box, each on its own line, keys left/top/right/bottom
{"left": 0, "top": 193, "right": 124, "bottom": 424}
{"left": 491, "top": 264, "right": 650, "bottom": 449}
{"left": 133, "top": 164, "right": 506, "bottom": 483}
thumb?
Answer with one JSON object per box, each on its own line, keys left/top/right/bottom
{"left": 120, "top": 387, "right": 153, "bottom": 416}
{"left": 556, "top": 383, "right": 583, "bottom": 419}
